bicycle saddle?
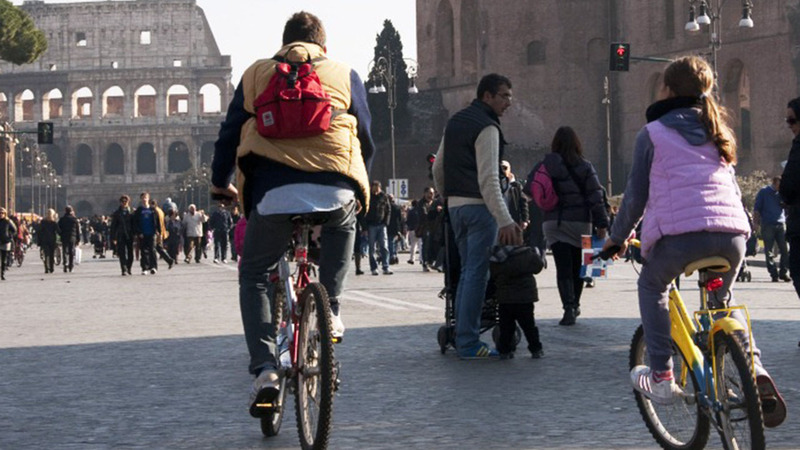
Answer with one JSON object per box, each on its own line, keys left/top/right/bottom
{"left": 289, "top": 211, "right": 332, "bottom": 226}
{"left": 683, "top": 256, "right": 730, "bottom": 277}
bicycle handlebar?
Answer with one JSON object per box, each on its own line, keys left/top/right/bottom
{"left": 592, "top": 239, "right": 642, "bottom": 261}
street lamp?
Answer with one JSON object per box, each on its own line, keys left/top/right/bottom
{"left": 368, "top": 55, "right": 419, "bottom": 182}
{"left": 685, "top": 0, "right": 755, "bottom": 86}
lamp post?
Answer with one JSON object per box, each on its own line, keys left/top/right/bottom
{"left": 685, "top": 0, "right": 754, "bottom": 87}
{"left": 368, "top": 55, "right": 419, "bottom": 182}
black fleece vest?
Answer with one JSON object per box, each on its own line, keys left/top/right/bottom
{"left": 443, "top": 100, "right": 505, "bottom": 198}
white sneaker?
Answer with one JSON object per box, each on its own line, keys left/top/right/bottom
{"left": 631, "top": 365, "right": 682, "bottom": 404}
{"left": 249, "top": 369, "right": 280, "bottom": 417}
{"left": 330, "top": 311, "right": 345, "bottom": 338}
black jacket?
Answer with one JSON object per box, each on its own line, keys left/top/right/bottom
{"left": 780, "top": 134, "right": 800, "bottom": 238}
{"left": 506, "top": 180, "right": 530, "bottom": 226}
{"left": 57, "top": 215, "right": 81, "bottom": 244}
{"left": 541, "top": 152, "right": 608, "bottom": 229}
{"left": 209, "top": 208, "right": 233, "bottom": 233}
{"left": 110, "top": 206, "right": 133, "bottom": 241}
{"left": 0, "top": 217, "right": 16, "bottom": 246}
{"left": 37, "top": 220, "right": 59, "bottom": 247}
{"left": 365, "top": 191, "right": 391, "bottom": 226}
{"left": 489, "top": 246, "right": 542, "bottom": 304}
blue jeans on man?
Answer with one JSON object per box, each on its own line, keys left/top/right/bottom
{"left": 761, "top": 222, "right": 789, "bottom": 280}
{"left": 367, "top": 224, "right": 390, "bottom": 272}
{"left": 449, "top": 204, "right": 498, "bottom": 354}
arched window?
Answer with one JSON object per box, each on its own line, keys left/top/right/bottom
{"left": 15, "top": 89, "right": 35, "bottom": 121}
{"left": 105, "top": 143, "right": 124, "bottom": 175}
{"left": 0, "top": 93, "right": 7, "bottom": 121}
{"left": 137, "top": 142, "right": 156, "bottom": 174}
{"left": 102, "top": 85, "right": 125, "bottom": 117}
{"left": 435, "top": 0, "right": 455, "bottom": 79}
{"left": 167, "top": 84, "right": 189, "bottom": 116}
{"left": 460, "top": 0, "right": 478, "bottom": 76}
{"left": 134, "top": 85, "right": 156, "bottom": 117}
{"left": 526, "top": 41, "right": 546, "bottom": 65}
{"left": 199, "top": 83, "right": 222, "bottom": 113}
{"left": 43, "top": 88, "right": 64, "bottom": 120}
{"left": 168, "top": 141, "right": 191, "bottom": 173}
{"left": 72, "top": 87, "right": 93, "bottom": 118}
{"left": 200, "top": 141, "right": 215, "bottom": 166}
{"left": 75, "top": 144, "right": 93, "bottom": 175}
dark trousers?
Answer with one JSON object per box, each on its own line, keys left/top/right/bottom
{"left": 497, "top": 302, "right": 540, "bottom": 355}
{"left": 551, "top": 241, "right": 584, "bottom": 310}
{"left": 213, "top": 231, "right": 229, "bottom": 261}
{"left": 41, "top": 244, "right": 55, "bottom": 273}
{"left": 166, "top": 238, "right": 180, "bottom": 263}
{"left": 184, "top": 236, "right": 202, "bottom": 262}
{"left": 116, "top": 238, "right": 133, "bottom": 273}
{"left": 154, "top": 241, "right": 173, "bottom": 269}
{"left": 62, "top": 242, "right": 75, "bottom": 271}
{"left": 789, "top": 236, "right": 800, "bottom": 298}
{"left": 0, "top": 248, "right": 8, "bottom": 276}
{"left": 139, "top": 235, "right": 156, "bottom": 271}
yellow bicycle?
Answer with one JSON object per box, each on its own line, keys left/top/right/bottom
{"left": 602, "top": 239, "right": 764, "bottom": 449}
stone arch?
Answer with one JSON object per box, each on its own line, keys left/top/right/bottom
{"left": 72, "top": 86, "right": 93, "bottom": 118}
{"left": 0, "top": 92, "right": 7, "bottom": 121}
{"left": 526, "top": 41, "right": 546, "bottom": 65}
{"left": 722, "top": 60, "right": 751, "bottom": 157}
{"left": 200, "top": 141, "right": 215, "bottom": 166}
{"left": 102, "top": 85, "right": 125, "bottom": 117}
{"left": 74, "top": 144, "right": 93, "bottom": 175}
{"left": 460, "top": 0, "right": 478, "bottom": 76}
{"left": 44, "top": 145, "right": 64, "bottom": 175}
{"left": 105, "top": 143, "right": 125, "bottom": 175}
{"left": 435, "top": 0, "right": 455, "bottom": 79}
{"left": 199, "top": 83, "right": 221, "bottom": 113}
{"left": 168, "top": 141, "right": 191, "bottom": 173}
{"left": 42, "top": 88, "right": 64, "bottom": 120}
{"left": 134, "top": 84, "right": 157, "bottom": 117}
{"left": 167, "top": 84, "right": 189, "bottom": 116}
{"left": 75, "top": 200, "right": 94, "bottom": 218}
{"left": 15, "top": 89, "right": 35, "bottom": 121}
{"left": 137, "top": 142, "right": 157, "bottom": 174}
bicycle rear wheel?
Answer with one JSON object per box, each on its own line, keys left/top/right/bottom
{"left": 15, "top": 248, "right": 23, "bottom": 267}
{"left": 630, "top": 325, "right": 710, "bottom": 450}
{"left": 294, "top": 282, "right": 335, "bottom": 450}
{"left": 713, "top": 331, "right": 765, "bottom": 450}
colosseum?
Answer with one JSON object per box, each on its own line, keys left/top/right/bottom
{"left": 0, "top": 0, "right": 232, "bottom": 217}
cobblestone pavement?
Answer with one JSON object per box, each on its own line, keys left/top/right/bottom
{"left": 1, "top": 247, "right": 798, "bottom": 449}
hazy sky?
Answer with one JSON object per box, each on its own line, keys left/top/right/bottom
{"left": 12, "top": 0, "right": 418, "bottom": 83}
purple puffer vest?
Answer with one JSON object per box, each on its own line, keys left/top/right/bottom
{"left": 640, "top": 121, "right": 750, "bottom": 258}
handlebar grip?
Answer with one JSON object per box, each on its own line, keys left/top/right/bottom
{"left": 593, "top": 245, "right": 621, "bottom": 261}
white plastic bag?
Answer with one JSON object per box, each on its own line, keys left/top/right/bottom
{"left": 74, "top": 246, "right": 82, "bottom": 265}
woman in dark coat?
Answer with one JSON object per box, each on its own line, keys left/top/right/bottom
{"left": 38, "top": 208, "right": 60, "bottom": 274}
{"left": 0, "top": 207, "right": 17, "bottom": 280}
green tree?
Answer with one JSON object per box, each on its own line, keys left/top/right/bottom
{"left": 367, "top": 19, "right": 411, "bottom": 142}
{"left": 0, "top": 0, "right": 47, "bottom": 65}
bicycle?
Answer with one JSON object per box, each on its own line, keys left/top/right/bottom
{"left": 254, "top": 214, "right": 340, "bottom": 449}
{"left": 13, "top": 239, "right": 25, "bottom": 267}
{"left": 597, "top": 239, "right": 765, "bottom": 450}
{"left": 40, "top": 246, "right": 62, "bottom": 267}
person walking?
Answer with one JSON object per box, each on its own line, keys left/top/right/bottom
{"left": 182, "top": 204, "right": 206, "bottom": 263}
{"left": 364, "top": 181, "right": 393, "bottom": 275}
{"left": 229, "top": 205, "right": 241, "bottom": 262}
{"left": 602, "top": 56, "right": 785, "bottom": 427}
{"left": 110, "top": 195, "right": 134, "bottom": 276}
{"left": 501, "top": 160, "right": 530, "bottom": 232}
{"left": 387, "top": 194, "right": 402, "bottom": 265}
{"left": 209, "top": 11, "right": 375, "bottom": 418}
{"left": 149, "top": 198, "right": 175, "bottom": 270}
{"left": 38, "top": 208, "right": 59, "bottom": 274}
{"left": 432, "top": 73, "right": 522, "bottom": 359}
{"left": 209, "top": 202, "right": 233, "bottom": 263}
{"left": 754, "top": 176, "right": 790, "bottom": 282}
{"left": 539, "top": 127, "right": 608, "bottom": 326}
{"left": 406, "top": 199, "right": 422, "bottom": 264}
{"left": 164, "top": 210, "right": 182, "bottom": 264}
{"left": 57, "top": 205, "right": 81, "bottom": 273}
{"left": 132, "top": 192, "right": 158, "bottom": 275}
{"left": 780, "top": 97, "right": 800, "bottom": 329}
{"left": 0, "top": 207, "right": 17, "bottom": 280}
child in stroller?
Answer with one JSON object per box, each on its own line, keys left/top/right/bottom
{"left": 90, "top": 227, "right": 106, "bottom": 258}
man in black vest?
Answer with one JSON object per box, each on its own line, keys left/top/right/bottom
{"left": 432, "top": 73, "right": 522, "bottom": 359}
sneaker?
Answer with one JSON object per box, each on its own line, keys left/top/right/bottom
{"left": 184, "top": 258, "right": 190, "bottom": 264}
{"left": 780, "top": 274, "right": 792, "bottom": 283}
{"left": 407, "top": 260, "right": 414, "bottom": 265}
{"left": 630, "top": 365, "right": 682, "bottom": 404}
{"left": 383, "top": 269, "right": 393, "bottom": 275}
{"left": 371, "top": 270, "right": 379, "bottom": 276}
{"left": 221, "top": 259, "right": 228, "bottom": 264}
{"left": 458, "top": 343, "right": 499, "bottom": 360}
{"left": 167, "top": 260, "right": 174, "bottom": 270}
{"left": 422, "top": 264, "right": 430, "bottom": 272}
{"left": 141, "top": 270, "right": 148, "bottom": 276}
{"left": 355, "top": 269, "right": 364, "bottom": 275}
{"left": 213, "top": 259, "right": 219, "bottom": 264}
{"left": 330, "top": 312, "right": 345, "bottom": 338}
{"left": 150, "top": 268, "right": 157, "bottom": 275}
{"left": 248, "top": 369, "right": 281, "bottom": 418}
{"left": 756, "top": 374, "right": 787, "bottom": 428}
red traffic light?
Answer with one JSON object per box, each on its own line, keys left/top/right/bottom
{"left": 426, "top": 153, "right": 436, "bottom": 164}
{"left": 616, "top": 46, "right": 627, "bottom": 57}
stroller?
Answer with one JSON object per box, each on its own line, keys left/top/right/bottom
{"left": 436, "top": 207, "right": 520, "bottom": 354}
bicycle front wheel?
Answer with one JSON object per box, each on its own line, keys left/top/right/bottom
{"left": 713, "top": 331, "right": 765, "bottom": 450}
{"left": 630, "top": 325, "right": 710, "bottom": 450}
{"left": 294, "top": 282, "right": 335, "bottom": 450}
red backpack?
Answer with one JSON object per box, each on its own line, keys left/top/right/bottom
{"left": 526, "top": 162, "right": 559, "bottom": 212}
{"left": 253, "top": 46, "right": 333, "bottom": 139}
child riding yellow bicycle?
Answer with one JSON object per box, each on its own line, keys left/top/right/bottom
{"left": 600, "top": 55, "right": 786, "bottom": 428}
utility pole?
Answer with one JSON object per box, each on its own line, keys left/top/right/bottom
{"left": 602, "top": 76, "right": 613, "bottom": 195}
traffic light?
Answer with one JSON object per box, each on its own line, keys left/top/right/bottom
{"left": 426, "top": 153, "right": 436, "bottom": 180}
{"left": 37, "top": 122, "right": 53, "bottom": 145}
{"left": 609, "top": 43, "right": 630, "bottom": 72}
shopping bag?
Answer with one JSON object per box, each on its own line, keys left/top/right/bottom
{"left": 74, "top": 246, "right": 82, "bottom": 265}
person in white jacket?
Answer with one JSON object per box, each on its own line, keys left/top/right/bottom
{"left": 182, "top": 204, "right": 207, "bottom": 263}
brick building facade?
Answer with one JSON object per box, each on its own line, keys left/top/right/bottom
{"left": 414, "top": 0, "right": 800, "bottom": 195}
{"left": 0, "top": 0, "right": 231, "bottom": 217}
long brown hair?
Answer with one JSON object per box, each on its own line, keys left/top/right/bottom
{"left": 551, "top": 126, "right": 583, "bottom": 165}
{"left": 663, "top": 56, "right": 736, "bottom": 164}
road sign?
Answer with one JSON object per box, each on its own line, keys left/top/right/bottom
{"left": 387, "top": 178, "right": 409, "bottom": 199}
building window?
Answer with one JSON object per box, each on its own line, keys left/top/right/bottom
{"left": 111, "top": 61, "right": 119, "bottom": 69}
{"left": 173, "top": 59, "right": 182, "bottom": 67}
{"left": 140, "top": 31, "right": 151, "bottom": 45}
{"left": 527, "top": 41, "right": 546, "bottom": 65}
{"left": 76, "top": 32, "right": 87, "bottom": 47}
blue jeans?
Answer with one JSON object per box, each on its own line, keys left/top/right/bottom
{"left": 367, "top": 224, "right": 389, "bottom": 271}
{"left": 761, "top": 223, "right": 789, "bottom": 278}
{"left": 239, "top": 202, "right": 356, "bottom": 375}
{"left": 449, "top": 204, "right": 498, "bottom": 353}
